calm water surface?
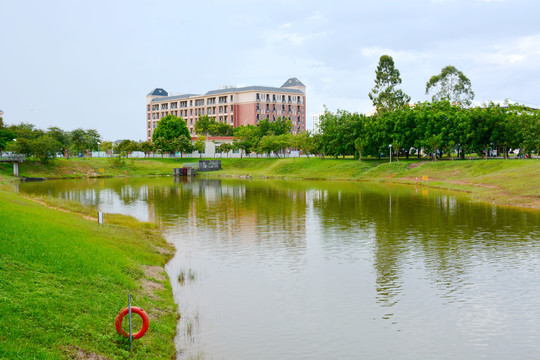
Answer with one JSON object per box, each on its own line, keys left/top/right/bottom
{"left": 19, "top": 177, "right": 540, "bottom": 359}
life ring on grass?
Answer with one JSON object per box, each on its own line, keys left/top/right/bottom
{"left": 115, "top": 307, "right": 149, "bottom": 339}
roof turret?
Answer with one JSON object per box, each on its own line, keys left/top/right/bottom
{"left": 281, "top": 77, "right": 305, "bottom": 88}
{"left": 146, "top": 88, "right": 168, "bottom": 97}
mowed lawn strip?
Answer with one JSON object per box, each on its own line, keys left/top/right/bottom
{"left": 0, "top": 189, "right": 176, "bottom": 359}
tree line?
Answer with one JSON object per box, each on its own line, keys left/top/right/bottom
{"left": 0, "top": 123, "right": 102, "bottom": 163}
{"left": 317, "top": 101, "right": 540, "bottom": 160}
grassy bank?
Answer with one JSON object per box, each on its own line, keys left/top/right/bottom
{"left": 1, "top": 156, "right": 539, "bottom": 209}
{"left": 213, "top": 158, "right": 540, "bottom": 208}
{"left": 0, "top": 188, "right": 177, "bottom": 359}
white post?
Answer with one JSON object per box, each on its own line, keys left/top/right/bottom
{"left": 128, "top": 294, "right": 133, "bottom": 350}
{"left": 13, "top": 162, "right": 19, "bottom": 177}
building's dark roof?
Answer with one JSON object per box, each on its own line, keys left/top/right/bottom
{"left": 205, "top": 85, "right": 303, "bottom": 96}
{"left": 150, "top": 94, "right": 200, "bottom": 103}
{"left": 281, "top": 77, "right": 305, "bottom": 88}
{"left": 147, "top": 88, "right": 169, "bottom": 96}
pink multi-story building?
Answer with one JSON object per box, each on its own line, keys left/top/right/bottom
{"left": 145, "top": 78, "right": 306, "bottom": 141}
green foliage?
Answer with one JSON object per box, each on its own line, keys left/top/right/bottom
{"left": 172, "top": 135, "right": 193, "bottom": 156}
{"left": 426, "top": 65, "right": 475, "bottom": 106}
{"left": 194, "top": 115, "right": 234, "bottom": 136}
{"left": 47, "top": 127, "right": 71, "bottom": 155}
{"left": 71, "top": 128, "right": 101, "bottom": 154}
{"left": 369, "top": 55, "right": 411, "bottom": 113}
{"left": 152, "top": 115, "right": 190, "bottom": 143}
{"left": 139, "top": 141, "right": 155, "bottom": 155}
{"left": 314, "top": 101, "right": 540, "bottom": 161}
{"left": 116, "top": 139, "right": 140, "bottom": 154}
{"left": 216, "top": 142, "right": 233, "bottom": 157}
{"left": 30, "top": 135, "right": 62, "bottom": 163}
{"left": 193, "top": 136, "right": 206, "bottom": 158}
{"left": 0, "top": 127, "right": 15, "bottom": 151}
{"left": 100, "top": 140, "right": 113, "bottom": 152}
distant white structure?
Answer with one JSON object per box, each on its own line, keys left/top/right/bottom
{"left": 312, "top": 113, "right": 324, "bottom": 134}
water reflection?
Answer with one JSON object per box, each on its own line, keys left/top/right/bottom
{"left": 19, "top": 177, "right": 540, "bottom": 360}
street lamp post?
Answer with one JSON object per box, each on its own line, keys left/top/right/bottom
{"left": 389, "top": 144, "right": 392, "bottom": 163}
{"left": 97, "top": 142, "right": 100, "bottom": 158}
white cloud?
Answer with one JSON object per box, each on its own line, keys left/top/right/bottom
{"left": 469, "top": 34, "right": 540, "bottom": 66}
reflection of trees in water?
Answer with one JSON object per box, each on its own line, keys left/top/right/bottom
{"left": 19, "top": 178, "right": 149, "bottom": 207}
{"left": 149, "top": 179, "right": 308, "bottom": 255}
{"left": 312, "top": 184, "right": 540, "bottom": 309}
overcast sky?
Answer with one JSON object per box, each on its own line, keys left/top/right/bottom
{"left": 1, "top": 0, "right": 539, "bottom": 141}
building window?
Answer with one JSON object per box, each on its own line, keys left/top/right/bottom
{"left": 266, "top": 104, "right": 269, "bottom": 112}
{"left": 231, "top": 115, "right": 233, "bottom": 123}
{"left": 230, "top": 105, "right": 233, "bottom": 112}
{"left": 256, "top": 114, "right": 260, "bottom": 121}
{"left": 230, "top": 95, "right": 233, "bottom": 102}
{"left": 256, "top": 93, "right": 260, "bottom": 101}
{"left": 256, "top": 103, "right": 260, "bottom": 112}
{"left": 272, "top": 104, "right": 276, "bottom": 113}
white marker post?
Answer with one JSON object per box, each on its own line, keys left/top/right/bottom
{"left": 128, "top": 294, "right": 133, "bottom": 350}
{"left": 98, "top": 211, "right": 104, "bottom": 225}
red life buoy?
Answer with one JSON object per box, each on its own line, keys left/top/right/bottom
{"left": 115, "top": 307, "right": 149, "bottom": 339}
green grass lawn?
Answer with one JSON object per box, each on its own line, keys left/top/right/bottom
{"left": 0, "top": 189, "right": 177, "bottom": 359}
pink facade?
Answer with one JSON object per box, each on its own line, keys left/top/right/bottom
{"left": 146, "top": 78, "right": 306, "bottom": 141}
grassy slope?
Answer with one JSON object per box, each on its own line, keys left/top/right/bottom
{"left": 214, "top": 158, "right": 540, "bottom": 208}
{"left": 0, "top": 189, "right": 177, "bottom": 359}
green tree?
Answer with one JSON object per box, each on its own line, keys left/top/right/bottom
{"left": 369, "top": 55, "right": 411, "bottom": 113}
{"left": 194, "top": 115, "right": 215, "bottom": 137}
{"left": 234, "top": 125, "right": 260, "bottom": 157}
{"left": 100, "top": 141, "right": 113, "bottom": 154}
{"left": 152, "top": 115, "right": 190, "bottom": 143}
{"left": 216, "top": 142, "right": 233, "bottom": 158}
{"left": 30, "top": 135, "right": 61, "bottom": 163}
{"left": 47, "top": 127, "right": 71, "bottom": 157}
{"left": 70, "top": 128, "right": 89, "bottom": 155}
{"left": 116, "top": 140, "right": 139, "bottom": 155}
{"left": 193, "top": 136, "right": 206, "bottom": 158}
{"left": 173, "top": 135, "right": 193, "bottom": 158}
{"left": 270, "top": 117, "right": 293, "bottom": 136}
{"left": 86, "top": 129, "right": 101, "bottom": 151}
{"left": 292, "top": 131, "right": 316, "bottom": 160}
{"left": 426, "top": 65, "right": 475, "bottom": 106}
{"left": 0, "top": 127, "right": 16, "bottom": 152}
{"left": 140, "top": 141, "right": 155, "bottom": 157}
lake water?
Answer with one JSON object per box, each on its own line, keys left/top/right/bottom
{"left": 19, "top": 177, "right": 540, "bottom": 360}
